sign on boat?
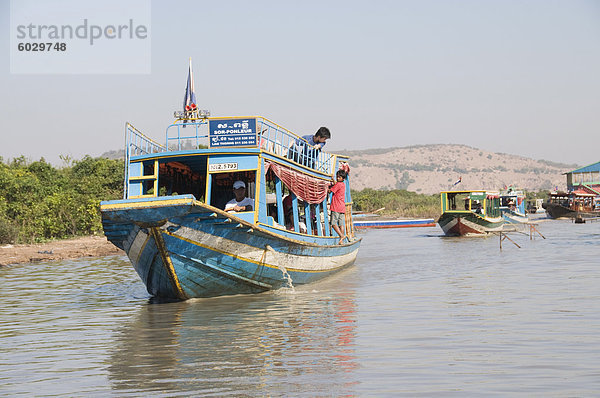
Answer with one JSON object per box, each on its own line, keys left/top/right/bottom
{"left": 100, "top": 60, "right": 361, "bottom": 300}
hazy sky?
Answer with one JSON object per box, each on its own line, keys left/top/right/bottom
{"left": 1, "top": 0, "right": 599, "bottom": 166}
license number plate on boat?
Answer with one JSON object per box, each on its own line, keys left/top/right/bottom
{"left": 209, "top": 162, "right": 238, "bottom": 171}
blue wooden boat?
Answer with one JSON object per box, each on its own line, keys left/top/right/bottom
{"left": 353, "top": 217, "right": 435, "bottom": 229}
{"left": 499, "top": 188, "right": 529, "bottom": 224}
{"left": 100, "top": 63, "right": 361, "bottom": 300}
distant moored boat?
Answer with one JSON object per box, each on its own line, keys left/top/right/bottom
{"left": 437, "top": 190, "right": 504, "bottom": 236}
{"left": 499, "top": 188, "right": 529, "bottom": 224}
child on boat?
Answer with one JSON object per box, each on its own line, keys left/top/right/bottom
{"left": 329, "top": 169, "right": 347, "bottom": 244}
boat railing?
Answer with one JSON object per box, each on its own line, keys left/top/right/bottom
{"left": 257, "top": 117, "right": 334, "bottom": 175}
{"left": 124, "top": 123, "right": 167, "bottom": 199}
{"left": 163, "top": 116, "right": 335, "bottom": 175}
{"left": 165, "top": 119, "right": 209, "bottom": 151}
{"left": 126, "top": 122, "right": 167, "bottom": 156}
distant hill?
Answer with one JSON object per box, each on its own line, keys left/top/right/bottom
{"left": 340, "top": 144, "right": 578, "bottom": 195}
{"left": 100, "top": 149, "right": 125, "bottom": 160}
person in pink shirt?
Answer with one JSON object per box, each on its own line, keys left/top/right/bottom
{"left": 328, "top": 170, "right": 347, "bottom": 244}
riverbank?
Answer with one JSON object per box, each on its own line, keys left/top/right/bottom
{"left": 0, "top": 235, "right": 123, "bottom": 266}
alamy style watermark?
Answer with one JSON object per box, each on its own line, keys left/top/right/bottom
{"left": 10, "top": 0, "right": 151, "bottom": 74}
{"left": 16, "top": 19, "right": 148, "bottom": 46}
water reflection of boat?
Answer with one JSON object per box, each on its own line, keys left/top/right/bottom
{"left": 437, "top": 190, "right": 504, "bottom": 236}
{"left": 100, "top": 61, "right": 361, "bottom": 300}
{"left": 108, "top": 288, "right": 358, "bottom": 395}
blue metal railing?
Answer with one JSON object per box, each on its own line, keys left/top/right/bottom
{"left": 126, "top": 122, "right": 166, "bottom": 156}
{"left": 256, "top": 117, "right": 334, "bottom": 175}
{"left": 163, "top": 116, "right": 334, "bottom": 174}
{"left": 165, "top": 120, "right": 209, "bottom": 150}
{"left": 124, "top": 123, "right": 166, "bottom": 199}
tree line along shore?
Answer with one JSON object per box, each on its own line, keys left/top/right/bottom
{"left": 1, "top": 155, "right": 546, "bottom": 246}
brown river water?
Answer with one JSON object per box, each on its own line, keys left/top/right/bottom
{"left": 1, "top": 216, "right": 599, "bottom": 396}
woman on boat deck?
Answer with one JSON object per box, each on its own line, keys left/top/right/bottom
{"left": 225, "top": 180, "right": 254, "bottom": 212}
{"left": 329, "top": 169, "right": 347, "bottom": 244}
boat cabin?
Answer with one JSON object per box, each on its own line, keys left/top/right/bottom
{"left": 499, "top": 189, "right": 526, "bottom": 215}
{"left": 440, "top": 190, "right": 501, "bottom": 218}
{"left": 123, "top": 116, "right": 353, "bottom": 240}
{"left": 547, "top": 190, "right": 600, "bottom": 213}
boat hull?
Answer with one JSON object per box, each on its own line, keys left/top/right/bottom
{"left": 502, "top": 211, "right": 529, "bottom": 224}
{"left": 542, "top": 202, "right": 575, "bottom": 219}
{"left": 542, "top": 202, "right": 600, "bottom": 219}
{"left": 101, "top": 196, "right": 361, "bottom": 299}
{"left": 437, "top": 212, "right": 504, "bottom": 237}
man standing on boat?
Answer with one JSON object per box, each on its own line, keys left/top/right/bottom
{"left": 225, "top": 181, "right": 254, "bottom": 212}
{"left": 289, "top": 127, "right": 331, "bottom": 168}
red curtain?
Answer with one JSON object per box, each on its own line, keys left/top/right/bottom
{"left": 265, "top": 161, "right": 330, "bottom": 204}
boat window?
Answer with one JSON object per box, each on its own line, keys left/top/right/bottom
{"left": 500, "top": 197, "right": 513, "bottom": 207}
{"left": 157, "top": 159, "right": 207, "bottom": 201}
{"left": 141, "top": 180, "right": 155, "bottom": 196}
{"left": 444, "top": 192, "right": 470, "bottom": 211}
{"left": 447, "top": 193, "right": 457, "bottom": 210}
{"left": 486, "top": 197, "right": 500, "bottom": 217}
{"left": 143, "top": 161, "right": 155, "bottom": 177}
{"left": 209, "top": 171, "right": 256, "bottom": 211}
{"left": 135, "top": 160, "right": 157, "bottom": 196}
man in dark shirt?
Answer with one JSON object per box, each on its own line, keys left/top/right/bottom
{"left": 289, "top": 127, "right": 330, "bottom": 168}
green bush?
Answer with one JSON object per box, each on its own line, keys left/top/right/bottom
{"left": 0, "top": 156, "right": 123, "bottom": 244}
{"left": 352, "top": 188, "right": 440, "bottom": 218}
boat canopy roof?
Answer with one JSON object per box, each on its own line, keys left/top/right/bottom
{"left": 441, "top": 190, "right": 500, "bottom": 197}
{"left": 571, "top": 190, "right": 597, "bottom": 197}
{"left": 566, "top": 161, "right": 600, "bottom": 174}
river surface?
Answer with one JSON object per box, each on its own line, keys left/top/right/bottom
{"left": 1, "top": 217, "right": 599, "bottom": 396}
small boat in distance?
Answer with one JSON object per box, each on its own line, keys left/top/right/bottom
{"left": 437, "top": 190, "right": 504, "bottom": 236}
{"left": 353, "top": 217, "right": 436, "bottom": 229}
{"left": 100, "top": 61, "right": 361, "bottom": 300}
{"left": 499, "top": 188, "right": 529, "bottom": 224}
{"left": 352, "top": 208, "right": 435, "bottom": 229}
{"left": 543, "top": 161, "right": 600, "bottom": 219}
{"left": 526, "top": 198, "right": 545, "bottom": 214}
{"left": 542, "top": 190, "right": 600, "bottom": 219}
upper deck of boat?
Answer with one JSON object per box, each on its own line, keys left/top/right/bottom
{"left": 125, "top": 115, "right": 346, "bottom": 179}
